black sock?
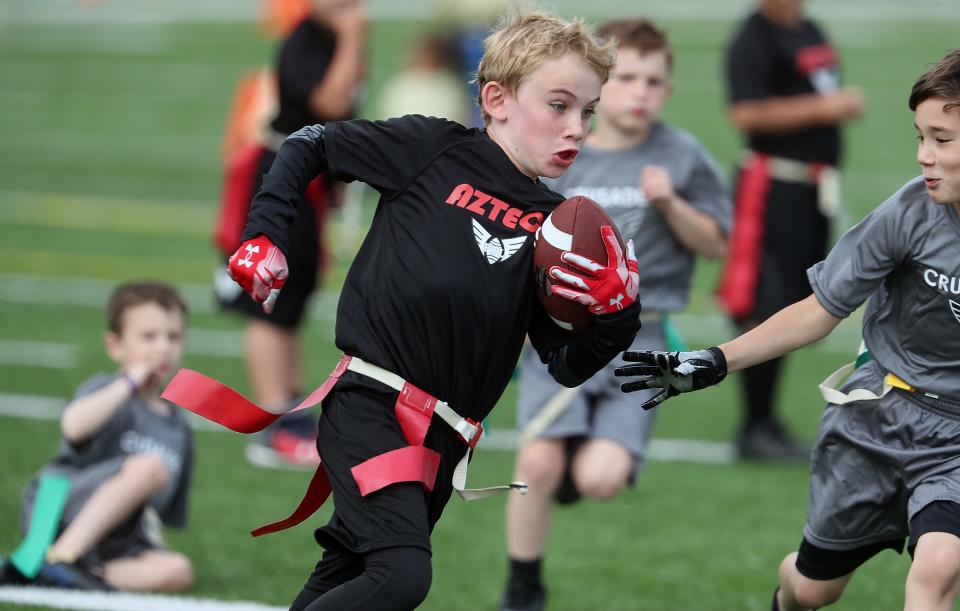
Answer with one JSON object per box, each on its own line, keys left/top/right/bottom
{"left": 508, "top": 557, "right": 542, "bottom": 589}
{"left": 741, "top": 356, "right": 783, "bottom": 429}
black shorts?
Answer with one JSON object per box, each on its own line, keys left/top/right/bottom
{"left": 215, "top": 148, "right": 319, "bottom": 330}
{"left": 311, "top": 372, "right": 466, "bottom": 555}
{"left": 795, "top": 501, "right": 960, "bottom": 580}
{"left": 747, "top": 179, "right": 829, "bottom": 322}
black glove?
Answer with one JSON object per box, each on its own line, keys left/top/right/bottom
{"left": 613, "top": 348, "right": 727, "bottom": 410}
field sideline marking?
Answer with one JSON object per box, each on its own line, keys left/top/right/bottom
{"left": 0, "top": 341, "right": 78, "bottom": 369}
{"left": 0, "top": 272, "right": 862, "bottom": 352}
{"left": 0, "top": 392, "right": 734, "bottom": 464}
{"left": 0, "top": 585, "right": 285, "bottom": 611}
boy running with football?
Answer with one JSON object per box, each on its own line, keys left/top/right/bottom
{"left": 616, "top": 50, "right": 960, "bottom": 611}
{"left": 171, "top": 9, "right": 641, "bottom": 610}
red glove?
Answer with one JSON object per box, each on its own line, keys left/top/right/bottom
{"left": 227, "top": 235, "right": 288, "bottom": 313}
{"left": 549, "top": 225, "right": 639, "bottom": 315}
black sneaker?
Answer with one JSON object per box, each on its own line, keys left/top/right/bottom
{"left": 500, "top": 581, "right": 546, "bottom": 611}
{"left": 737, "top": 419, "right": 810, "bottom": 462}
{"left": 36, "top": 560, "right": 113, "bottom": 591}
{"left": 0, "top": 556, "right": 31, "bottom": 585}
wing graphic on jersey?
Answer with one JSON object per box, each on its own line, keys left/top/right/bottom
{"left": 472, "top": 219, "right": 527, "bottom": 264}
{"left": 501, "top": 236, "right": 528, "bottom": 260}
{"left": 472, "top": 218, "right": 492, "bottom": 246}
{"left": 950, "top": 299, "right": 960, "bottom": 325}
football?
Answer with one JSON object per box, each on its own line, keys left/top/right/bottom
{"left": 533, "top": 196, "right": 625, "bottom": 333}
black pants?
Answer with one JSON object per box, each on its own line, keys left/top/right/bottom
{"left": 289, "top": 546, "right": 432, "bottom": 611}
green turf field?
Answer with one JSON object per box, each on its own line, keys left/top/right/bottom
{"left": 0, "top": 5, "right": 956, "bottom": 610}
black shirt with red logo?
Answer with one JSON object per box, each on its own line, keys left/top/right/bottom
{"left": 726, "top": 11, "right": 841, "bottom": 165}
{"left": 244, "top": 115, "right": 640, "bottom": 422}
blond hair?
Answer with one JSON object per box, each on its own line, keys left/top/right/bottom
{"left": 475, "top": 8, "right": 616, "bottom": 124}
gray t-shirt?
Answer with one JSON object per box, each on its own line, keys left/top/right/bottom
{"left": 43, "top": 373, "right": 194, "bottom": 526}
{"left": 546, "top": 122, "right": 732, "bottom": 312}
{"left": 808, "top": 177, "right": 960, "bottom": 397}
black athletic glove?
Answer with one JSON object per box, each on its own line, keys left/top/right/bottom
{"left": 613, "top": 348, "right": 727, "bottom": 410}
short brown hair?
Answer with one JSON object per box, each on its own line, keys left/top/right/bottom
{"left": 475, "top": 8, "right": 616, "bottom": 124}
{"left": 106, "top": 281, "right": 188, "bottom": 334}
{"left": 597, "top": 18, "right": 673, "bottom": 72}
{"left": 909, "top": 49, "right": 960, "bottom": 112}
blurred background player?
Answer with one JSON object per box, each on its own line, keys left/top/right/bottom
{"left": 716, "top": 0, "right": 864, "bottom": 461}
{"left": 214, "top": 0, "right": 368, "bottom": 469}
{"left": 2, "top": 282, "right": 194, "bottom": 592}
{"left": 434, "top": 0, "right": 508, "bottom": 127}
{"left": 499, "top": 18, "right": 731, "bottom": 611}
{"left": 615, "top": 48, "right": 960, "bottom": 611}
{"left": 376, "top": 30, "right": 470, "bottom": 125}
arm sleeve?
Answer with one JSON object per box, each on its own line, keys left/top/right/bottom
{"left": 61, "top": 374, "right": 126, "bottom": 459}
{"left": 241, "top": 124, "right": 328, "bottom": 254}
{"left": 324, "top": 115, "right": 463, "bottom": 195}
{"left": 529, "top": 300, "right": 642, "bottom": 387}
{"left": 242, "top": 116, "right": 462, "bottom": 253}
{"left": 682, "top": 143, "right": 733, "bottom": 235}
{"left": 807, "top": 195, "right": 910, "bottom": 318}
{"left": 726, "top": 24, "right": 775, "bottom": 103}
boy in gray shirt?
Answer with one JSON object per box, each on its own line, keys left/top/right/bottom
{"left": 4, "top": 282, "right": 194, "bottom": 592}
{"left": 615, "top": 50, "right": 960, "bottom": 611}
{"left": 500, "top": 19, "right": 731, "bottom": 611}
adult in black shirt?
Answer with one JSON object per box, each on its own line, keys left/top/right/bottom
{"left": 216, "top": 0, "right": 366, "bottom": 469}
{"left": 717, "top": 0, "right": 863, "bottom": 461}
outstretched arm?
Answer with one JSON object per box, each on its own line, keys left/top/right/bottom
{"left": 720, "top": 294, "right": 841, "bottom": 372}
{"left": 615, "top": 295, "right": 841, "bottom": 409}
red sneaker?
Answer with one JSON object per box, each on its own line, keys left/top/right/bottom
{"left": 245, "top": 429, "right": 320, "bottom": 470}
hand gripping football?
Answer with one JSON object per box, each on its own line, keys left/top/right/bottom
{"left": 533, "top": 196, "right": 627, "bottom": 333}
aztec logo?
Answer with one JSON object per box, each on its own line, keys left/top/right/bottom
{"left": 472, "top": 219, "right": 527, "bottom": 264}
{"left": 951, "top": 299, "right": 960, "bottom": 325}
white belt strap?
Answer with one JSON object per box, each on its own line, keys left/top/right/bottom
{"left": 742, "top": 150, "right": 842, "bottom": 218}
{"left": 346, "top": 356, "right": 528, "bottom": 500}
{"left": 818, "top": 361, "right": 893, "bottom": 405}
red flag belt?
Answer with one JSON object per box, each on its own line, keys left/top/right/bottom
{"left": 161, "top": 355, "right": 443, "bottom": 537}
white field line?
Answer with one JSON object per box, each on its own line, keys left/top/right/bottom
{"left": 0, "top": 393, "right": 233, "bottom": 433}
{"left": 477, "top": 427, "right": 735, "bottom": 464}
{"left": 0, "top": 273, "right": 863, "bottom": 354}
{"left": 0, "top": 273, "right": 339, "bottom": 322}
{"left": 0, "top": 331, "right": 244, "bottom": 367}
{"left": 0, "top": 392, "right": 733, "bottom": 463}
{"left": 0, "top": 341, "right": 78, "bottom": 369}
{"left": 0, "top": 585, "right": 284, "bottom": 611}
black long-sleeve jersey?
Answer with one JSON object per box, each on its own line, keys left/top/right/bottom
{"left": 244, "top": 115, "right": 641, "bottom": 422}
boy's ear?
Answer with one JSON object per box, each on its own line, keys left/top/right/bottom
{"left": 481, "top": 81, "right": 509, "bottom": 122}
{"left": 104, "top": 331, "right": 122, "bottom": 362}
